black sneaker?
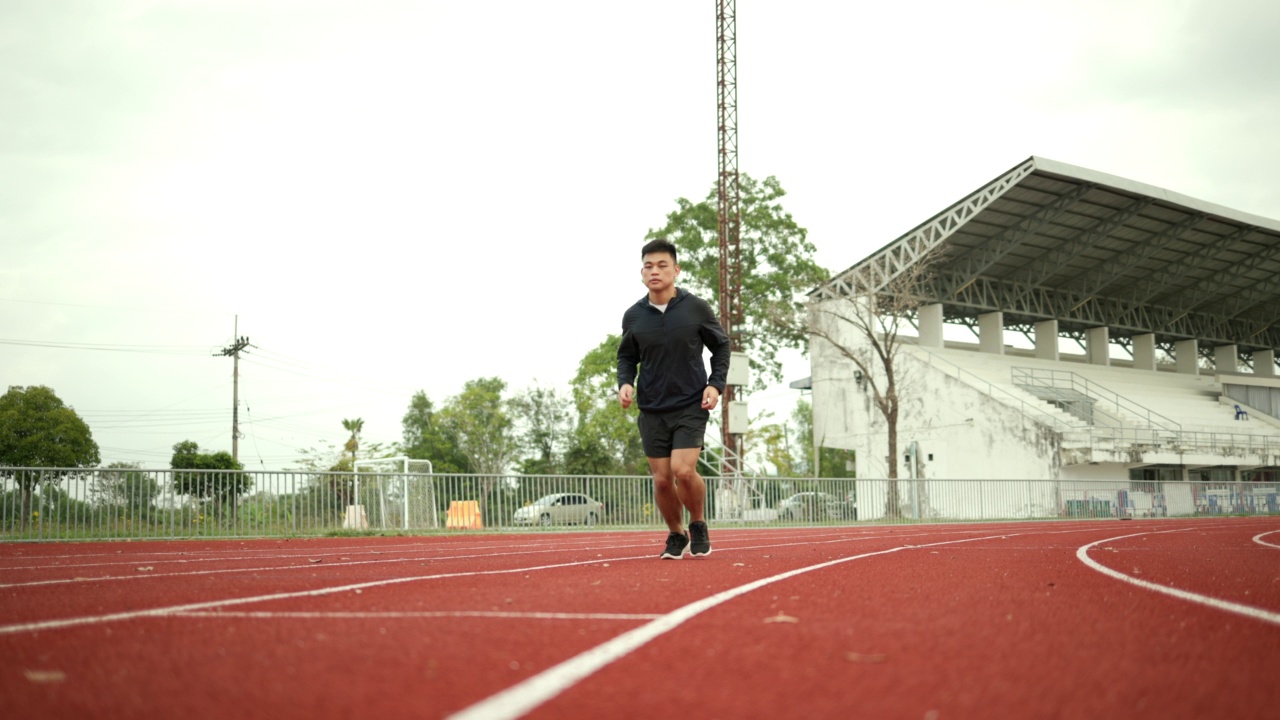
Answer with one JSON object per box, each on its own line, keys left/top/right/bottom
{"left": 688, "top": 520, "right": 711, "bottom": 556}
{"left": 660, "top": 531, "right": 690, "bottom": 559}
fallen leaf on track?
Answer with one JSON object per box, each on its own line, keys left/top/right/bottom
{"left": 764, "top": 612, "right": 799, "bottom": 624}
{"left": 844, "top": 652, "right": 887, "bottom": 664}
{"left": 136, "top": 567, "right": 154, "bottom": 572}
{"left": 24, "top": 670, "right": 66, "bottom": 683}
{"left": 308, "top": 558, "right": 322, "bottom": 564}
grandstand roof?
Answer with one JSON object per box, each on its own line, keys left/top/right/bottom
{"left": 815, "top": 156, "right": 1280, "bottom": 357}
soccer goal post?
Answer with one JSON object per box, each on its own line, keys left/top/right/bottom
{"left": 351, "top": 456, "right": 438, "bottom": 531}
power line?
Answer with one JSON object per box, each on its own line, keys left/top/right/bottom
{"left": 0, "top": 338, "right": 212, "bottom": 355}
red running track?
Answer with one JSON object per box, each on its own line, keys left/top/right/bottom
{"left": 1, "top": 518, "right": 1278, "bottom": 719}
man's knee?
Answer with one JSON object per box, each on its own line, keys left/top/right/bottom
{"left": 671, "top": 462, "right": 699, "bottom": 484}
{"left": 652, "top": 471, "right": 677, "bottom": 493}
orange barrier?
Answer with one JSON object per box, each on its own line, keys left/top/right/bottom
{"left": 445, "top": 500, "right": 483, "bottom": 530}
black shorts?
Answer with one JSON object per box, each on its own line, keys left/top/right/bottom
{"left": 638, "top": 404, "right": 709, "bottom": 458}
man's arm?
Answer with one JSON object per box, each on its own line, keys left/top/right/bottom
{"left": 700, "top": 302, "right": 732, "bottom": 392}
{"left": 616, "top": 314, "right": 640, "bottom": 406}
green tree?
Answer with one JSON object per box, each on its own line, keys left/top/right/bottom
{"left": 566, "top": 335, "right": 645, "bottom": 475}
{"left": 342, "top": 417, "right": 364, "bottom": 466}
{"left": 293, "top": 437, "right": 388, "bottom": 522}
{"left": 788, "top": 396, "right": 855, "bottom": 479}
{"left": 646, "top": 174, "right": 829, "bottom": 391}
{"left": 440, "top": 378, "right": 517, "bottom": 475}
{"left": 170, "top": 440, "right": 248, "bottom": 520}
{"left": 791, "top": 397, "right": 815, "bottom": 476}
{"left": 439, "top": 378, "right": 518, "bottom": 521}
{"left": 509, "top": 383, "right": 572, "bottom": 475}
{"left": 93, "top": 462, "right": 159, "bottom": 519}
{"left": 749, "top": 418, "right": 796, "bottom": 477}
{"left": 0, "top": 385, "right": 100, "bottom": 527}
{"left": 400, "top": 391, "right": 469, "bottom": 473}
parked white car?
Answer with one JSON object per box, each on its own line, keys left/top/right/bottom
{"left": 513, "top": 493, "right": 604, "bottom": 527}
{"left": 778, "top": 492, "right": 856, "bottom": 520}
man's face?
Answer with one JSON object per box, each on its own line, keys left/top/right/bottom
{"left": 641, "top": 252, "right": 679, "bottom": 292}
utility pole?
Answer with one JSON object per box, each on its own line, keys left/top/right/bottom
{"left": 214, "top": 316, "right": 251, "bottom": 464}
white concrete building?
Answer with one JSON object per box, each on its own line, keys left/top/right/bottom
{"left": 806, "top": 157, "right": 1280, "bottom": 520}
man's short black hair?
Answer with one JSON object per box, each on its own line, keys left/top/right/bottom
{"left": 641, "top": 238, "right": 678, "bottom": 263}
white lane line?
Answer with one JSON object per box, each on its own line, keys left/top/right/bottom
{"left": 0, "top": 526, "right": 993, "bottom": 590}
{"left": 173, "top": 611, "right": 662, "bottom": 621}
{"left": 445, "top": 532, "right": 1014, "bottom": 720}
{"left": 0, "top": 555, "right": 652, "bottom": 636}
{"left": 0, "top": 527, "right": 1015, "bottom": 636}
{"left": 0, "top": 545, "right": 649, "bottom": 589}
{"left": 1077, "top": 531, "right": 1280, "bottom": 627}
{"left": 1253, "top": 531, "right": 1280, "bottom": 550}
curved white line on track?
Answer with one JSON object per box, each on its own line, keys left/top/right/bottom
{"left": 445, "top": 532, "right": 1011, "bottom": 720}
{"left": 1253, "top": 530, "right": 1280, "bottom": 549}
{"left": 1077, "top": 531, "right": 1280, "bottom": 627}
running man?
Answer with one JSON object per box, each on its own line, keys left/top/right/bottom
{"left": 617, "top": 238, "right": 731, "bottom": 559}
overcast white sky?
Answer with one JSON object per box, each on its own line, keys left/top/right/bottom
{"left": 4, "top": 0, "right": 1279, "bottom": 469}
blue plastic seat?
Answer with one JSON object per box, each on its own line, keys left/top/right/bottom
{"left": 1234, "top": 404, "right": 1249, "bottom": 420}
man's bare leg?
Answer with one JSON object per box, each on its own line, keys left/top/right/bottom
{"left": 647, "top": 456, "right": 685, "bottom": 534}
{"left": 669, "top": 447, "right": 706, "bottom": 522}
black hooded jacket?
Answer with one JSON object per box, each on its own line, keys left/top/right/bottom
{"left": 616, "top": 288, "right": 731, "bottom": 413}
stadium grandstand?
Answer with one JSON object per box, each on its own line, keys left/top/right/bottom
{"left": 803, "top": 156, "right": 1280, "bottom": 520}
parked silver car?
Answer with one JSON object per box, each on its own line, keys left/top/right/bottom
{"left": 778, "top": 491, "right": 856, "bottom": 520}
{"left": 513, "top": 493, "right": 604, "bottom": 527}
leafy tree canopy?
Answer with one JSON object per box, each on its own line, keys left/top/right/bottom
{"left": 509, "top": 383, "right": 571, "bottom": 475}
{"left": 566, "top": 335, "right": 645, "bottom": 475}
{"left": 0, "top": 385, "right": 100, "bottom": 474}
{"left": 399, "top": 391, "right": 469, "bottom": 473}
{"left": 438, "top": 377, "right": 518, "bottom": 476}
{"left": 646, "top": 174, "right": 829, "bottom": 391}
{"left": 170, "top": 440, "right": 248, "bottom": 502}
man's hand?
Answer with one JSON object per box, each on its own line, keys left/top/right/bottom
{"left": 618, "top": 384, "right": 635, "bottom": 409}
{"left": 701, "top": 386, "right": 721, "bottom": 410}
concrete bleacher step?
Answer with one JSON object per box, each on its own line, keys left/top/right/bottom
{"left": 908, "top": 344, "right": 1280, "bottom": 451}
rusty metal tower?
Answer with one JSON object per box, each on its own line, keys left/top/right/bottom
{"left": 716, "top": 0, "right": 743, "bottom": 473}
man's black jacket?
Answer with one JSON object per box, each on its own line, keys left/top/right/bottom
{"left": 616, "top": 288, "right": 731, "bottom": 414}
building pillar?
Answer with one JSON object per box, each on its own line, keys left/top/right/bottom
{"left": 1214, "top": 345, "right": 1239, "bottom": 375}
{"left": 918, "top": 303, "right": 944, "bottom": 349}
{"left": 1034, "top": 320, "right": 1059, "bottom": 361}
{"left": 1086, "top": 326, "right": 1110, "bottom": 366}
{"left": 1132, "top": 333, "right": 1157, "bottom": 371}
{"left": 1255, "top": 349, "right": 1276, "bottom": 377}
{"left": 1175, "top": 339, "right": 1199, "bottom": 375}
{"left": 978, "top": 311, "right": 1004, "bottom": 354}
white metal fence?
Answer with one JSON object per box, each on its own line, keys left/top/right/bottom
{"left": 1, "top": 467, "right": 1276, "bottom": 541}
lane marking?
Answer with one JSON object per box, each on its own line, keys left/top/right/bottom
{"left": 0, "top": 526, "right": 1000, "bottom": 590}
{"left": 1077, "top": 531, "right": 1280, "bottom": 627}
{"left": 0, "top": 556, "right": 651, "bottom": 636}
{"left": 173, "top": 611, "right": 662, "bottom": 621}
{"left": 0, "top": 526, "right": 1025, "bottom": 635}
{"left": 1253, "top": 530, "right": 1280, "bottom": 550}
{"left": 445, "top": 532, "right": 1014, "bottom": 720}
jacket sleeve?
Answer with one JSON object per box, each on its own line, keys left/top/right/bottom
{"left": 616, "top": 312, "right": 640, "bottom": 389}
{"left": 700, "top": 303, "right": 732, "bottom": 392}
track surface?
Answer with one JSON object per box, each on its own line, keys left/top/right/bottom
{"left": 2, "top": 518, "right": 1278, "bottom": 719}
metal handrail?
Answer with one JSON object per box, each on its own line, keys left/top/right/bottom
{"left": 913, "top": 349, "right": 1083, "bottom": 432}
{"left": 1011, "top": 367, "right": 1181, "bottom": 432}
{"left": 913, "top": 349, "right": 1280, "bottom": 457}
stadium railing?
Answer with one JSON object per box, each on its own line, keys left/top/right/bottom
{"left": 0, "top": 467, "right": 1276, "bottom": 541}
